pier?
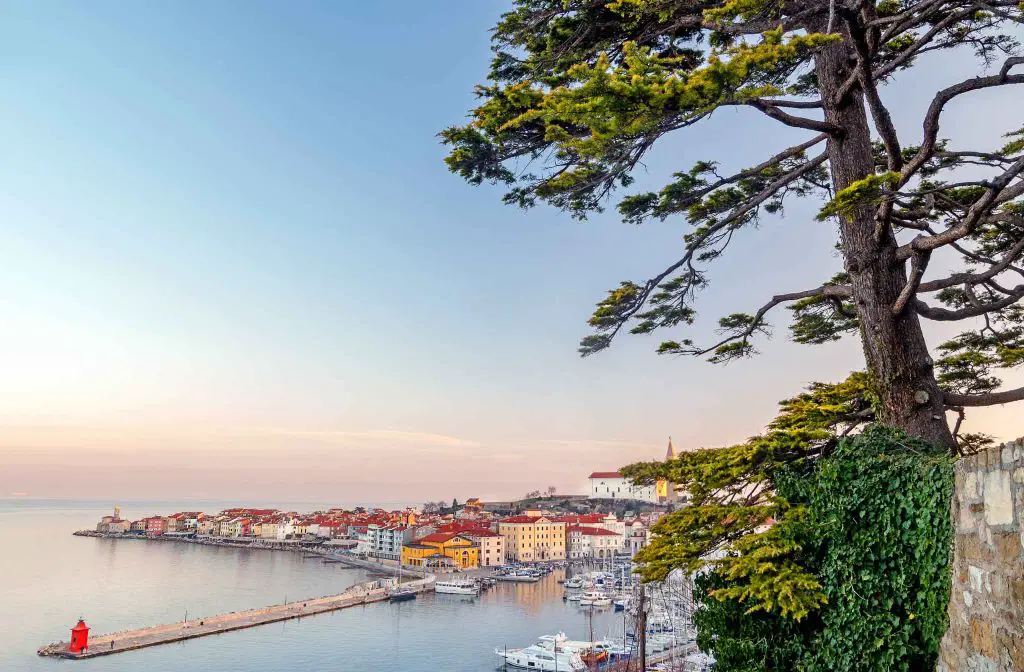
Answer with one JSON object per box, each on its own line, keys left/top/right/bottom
{"left": 38, "top": 571, "right": 433, "bottom": 660}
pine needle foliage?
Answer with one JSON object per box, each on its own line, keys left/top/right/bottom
{"left": 621, "top": 372, "right": 875, "bottom": 619}
{"left": 444, "top": 0, "right": 1024, "bottom": 448}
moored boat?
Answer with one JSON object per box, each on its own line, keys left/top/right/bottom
{"left": 434, "top": 579, "right": 479, "bottom": 595}
{"left": 578, "top": 591, "right": 611, "bottom": 607}
{"left": 388, "top": 588, "right": 416, "bottom": 602}
{"left": 495, "top": 644, "right": 586, "bottom": 671}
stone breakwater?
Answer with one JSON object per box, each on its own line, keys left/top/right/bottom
{"left": 38, "top": 580, "right": 432, "bottom": 659}
{"left": 40, "top": 533, "right": 434, "bottom": 659}
{"left": 938, "top": 438, "right": 1024, "bottom": 672}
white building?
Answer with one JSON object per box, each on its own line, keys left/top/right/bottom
{"left": 367, "top": 524, "right": 412, "bottom": 560}
{"left": 588, "top": 472, "right": 659, "bottom": 503}
{"left": 567, "top": 525, "right": 623, "bottom": 559}
{"left": 625, "top": 519, "right": 651, "bottom": 557}
{"left": 588, "top": 438, "right": 684, "bottom": 505}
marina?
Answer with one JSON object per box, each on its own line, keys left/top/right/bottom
{"left": 12, "top": 503, "right": 709, "bottom": 671}
{"left": 38, "top": 573, "right": 434, "bottom": 660}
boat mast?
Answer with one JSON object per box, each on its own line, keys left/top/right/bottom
{"left": 637, "top": 585, "right": 647, "bottom": 672}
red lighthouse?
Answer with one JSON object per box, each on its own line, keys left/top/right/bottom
{"left": 68, "top": 619, "right": 89, "bottom": 654}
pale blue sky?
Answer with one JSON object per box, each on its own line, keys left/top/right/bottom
{"left": 0, "top": 2, "right": 1020, "bottom": 501}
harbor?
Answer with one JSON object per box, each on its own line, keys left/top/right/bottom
{"left": 32, "top": 500, "right": 710, "bottom": 669}
{"left": 38, "top": 572, "right": 434, "bottom": 660}
{"left": 10, "top": 504, "right": 711, "bottom": 671}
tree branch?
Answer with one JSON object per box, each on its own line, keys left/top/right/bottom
{"left": 901, "top": 59, "right": 1024, "bottom": 186}
{"left": 917, "top": 237, "right": 1024, "bottom": 293}
{"left": 945, "top": 386, "right": 1024, "bottom": 407}
{"left": 914, "top": 283, "right": 1024, "bottom": 320}
{"left": 745, "top": 100, "right": 843, "bottom": 135}
{"left": 683, "top": 283, "right": 852, "bottom": 358}
{"left": 898, "top": 153, "right": 1024, "bottom": 260}
{"left": 892, "top": 249, "right": 930, "bottom": 315}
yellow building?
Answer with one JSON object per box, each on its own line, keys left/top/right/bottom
{"left": 497, "top": 515, "right": 566, "bottom": 562}
{"left": 401, "top": 533, "right": 479, "bottom": 569}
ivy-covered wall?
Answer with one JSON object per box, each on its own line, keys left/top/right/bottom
{"left": 937, "top": 438, "right": 1024, "bottom": 672}
{"left": 694, "top": 426, "right": 956, "bottom": 672}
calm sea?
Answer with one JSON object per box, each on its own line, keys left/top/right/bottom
{"left": 1, "top": 500, "right": 624, "bottom": 671}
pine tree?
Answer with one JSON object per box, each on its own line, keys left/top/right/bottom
{"left": 443, "top": 0, "right": 1024, "bottom": 450}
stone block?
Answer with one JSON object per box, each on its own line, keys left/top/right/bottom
{"left": 1010, "top": 634, "right": 1024, "bottom": 671}
{"left": 965, "top": 471, "right": 981, "bottom": 501}
{"left": 983, "top": 470, "right": 1014, "bottom": 527}
{"left": 968, "top": 619, "right": 995, "bottom": 658}
{"left": 960, "top": 505, "right": 977, "bottom": 532}
{"left": 964, "top": 654, "right": 997, "bottom": 672}
{"left": 1013, "top": 578, "right": 1024, "bottom": 603}
{"left": 993, "top": 531, "right": 1021, "bottom": 564}
{"left": 969, "top": 566, "right": 985, "bottom": 593}
{"left": 1013, "top": 467, "right": 1024, "bottom": 485}
{"left": 1002, "top": 444, "right": 1015, "bottom": 465}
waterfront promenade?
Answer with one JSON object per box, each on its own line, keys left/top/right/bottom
{"left": 39, "top": 534, "right": 434, "bottom": 660}
{"left": 38, "top": 575, "right": 433, "bottom": 660}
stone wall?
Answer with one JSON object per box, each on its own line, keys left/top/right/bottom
{"left": 938, "top": 438, "right": 1024, "bottom": 672}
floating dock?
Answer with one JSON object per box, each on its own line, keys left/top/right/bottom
{"left": 38, "top": 576, "right": 432, "bottom": 659}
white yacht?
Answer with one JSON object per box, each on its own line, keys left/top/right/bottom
{"left": 537, "top": 633, "right": 617, "bottom": 655}
{"left": 434, "top": 579, "right": 479, "bottom": 595}
{"left": 578, "top": 591, "right": 612, "bottom": 607}
{"left": 563, "top": 576, "right": 585, "bottom": 589}
{"left": 495, "top": 644, "right": 586, "bottom": 671}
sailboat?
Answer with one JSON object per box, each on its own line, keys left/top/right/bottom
{"left": 388, "top": 561, "right": 417, "bottom": 602}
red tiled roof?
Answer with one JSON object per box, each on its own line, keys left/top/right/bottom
{"left": 588, "top": 471, "right": 622, "bottom": 479}
{"left": 501, "top": 515, "right": 547, "bottom": 524}
{"left": 435, "top": 521, "right": 494, "bottom": 534}
{"left": 553, "top": 514, "right": 605, "bottom": 524}
{"left": 466, "top": 529, "right": 500, "bottom": 537}
{"left": 418, "top": 532, "right": 470, "bottom": 544}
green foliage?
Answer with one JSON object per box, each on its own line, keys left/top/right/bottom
{"left": 999, "top": 126, "right": 1024, "bottom": 156}
{"left": 816, "top": 172, "right": 900, "bottom": 222}
{"left": 789, "top": 273, "right": 859, "bottom": 344}
{"left": 796, "top": 426, "right": 955, "bottom": 672}
{"left": 936, "top": 305, "right": 1024, "bottom": 397}
{"left": 623, "top": 372, "right": 874, "bottom": 618}
{"left": 693, "top": 426, "right": 956, "bottom": 672}
{"left": 444, "top": 1, "right": 1024, "bottom": 422}
{"left": 694, "top": 571, "right": 819, "bottom": 672}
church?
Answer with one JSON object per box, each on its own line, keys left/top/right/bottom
{"left": 587, "top": 438, "right": 681, "bottom": 505}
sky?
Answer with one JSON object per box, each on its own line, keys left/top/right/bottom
{"left": 0, "top": 2, "right": 1021, "bottom": 503}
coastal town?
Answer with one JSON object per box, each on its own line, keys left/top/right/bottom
{"left": 49, "top": 440, "right": 714, "bottom": 670}
{"left": 91, "top": 440, "right": 687, "bottom": 571}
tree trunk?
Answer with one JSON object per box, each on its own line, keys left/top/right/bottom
{"left": 813, "top": 36, "right": 955, "bottom": 449}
